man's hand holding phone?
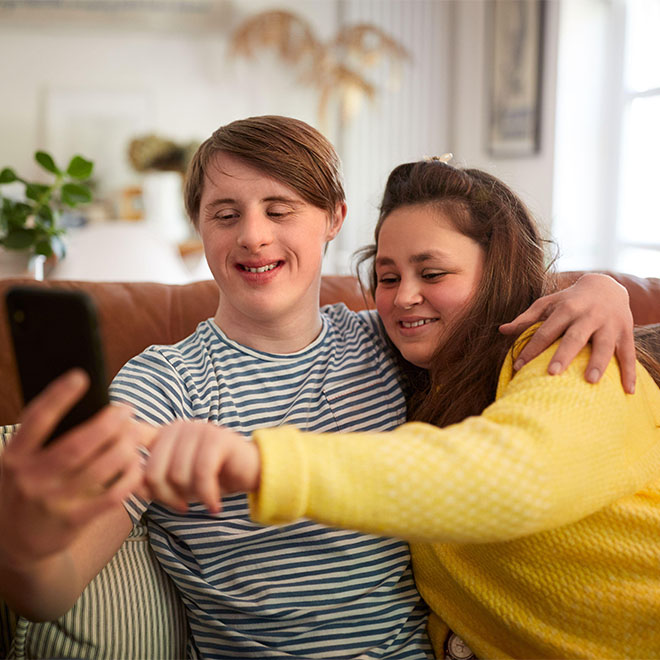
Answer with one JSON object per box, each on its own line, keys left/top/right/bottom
{"left": 0, "top": 370, "right": 146, "bottom": 568}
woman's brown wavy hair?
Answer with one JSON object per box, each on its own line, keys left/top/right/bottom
{"left": 358, "top": 160, "right": 554, "bottom": 427}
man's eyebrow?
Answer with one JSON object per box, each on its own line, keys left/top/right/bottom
{"left": 203, "top": 196, "right": 302, "bottom": 208}
{"left": 204, "top": 198, "right": 235, "bottom": 208}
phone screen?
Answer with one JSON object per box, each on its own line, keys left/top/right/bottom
{"left": 6, "top": 285, "right": 110, "bottom": 444}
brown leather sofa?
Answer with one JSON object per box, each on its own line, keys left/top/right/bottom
{"left": 0, "top": 270, "right": 659, "bottom": 659}
{"left": 1, "top": 271, "right": 660, "bottom": 425}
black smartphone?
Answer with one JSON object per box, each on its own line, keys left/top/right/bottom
{"left": 6, "top": 285, "right": 109, "bottom": 445}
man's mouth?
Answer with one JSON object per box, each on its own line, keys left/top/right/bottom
{"left": 400, "top": 318, "right": 437, "bottom": 328}
{"left": 238, "top": 261, "right": 281, "bottom": 273}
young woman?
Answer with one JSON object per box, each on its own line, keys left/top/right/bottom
{"left": 144, "top": 159, "right": 660, "bottom": 658}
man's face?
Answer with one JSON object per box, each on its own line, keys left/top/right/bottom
{"left": 198, "top": 153, "right": 343, "bottom": 347}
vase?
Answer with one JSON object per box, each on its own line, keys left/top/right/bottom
{"left": 0, "top": 248, "right": 46, "bottom": 280}
{"left": 141, "top": 172, "right": 190, "bottom": 244}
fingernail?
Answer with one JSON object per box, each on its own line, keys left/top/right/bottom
{"left": 67, "top": 368, "right": 87, "bottom": 385}
{"left": 628, "top": 382, "right": 635, "bottom": 394}
{"left": 513, "top": 359, "right": 525, "bottom": 371}
{"left": 548, "top": 361, "right": 561, "bottom": 375}
{"left": 587, "top": 368, "right": 600, "bottom": 383}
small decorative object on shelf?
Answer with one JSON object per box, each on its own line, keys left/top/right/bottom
{"left": 127, "top": 134, "right": 199, "bottom": 244}
{"left": 0, "top": 151, "right": 94, "bottom": 279}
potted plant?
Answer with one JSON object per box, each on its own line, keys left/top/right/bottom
{"left": 0, "top": 150, "right": 94, "bottom": 279}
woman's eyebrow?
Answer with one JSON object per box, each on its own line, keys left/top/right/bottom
{"left": 375, "top": 252, "right": 447, "bottom": 267}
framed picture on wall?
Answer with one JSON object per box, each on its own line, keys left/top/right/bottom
{"left": 487, "top": 0, "right": 545, "bottom": 157}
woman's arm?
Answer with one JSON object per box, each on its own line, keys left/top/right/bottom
{"left": 142, "top": 342, "right": 659, "bottom": 545}
{"left": 500, "top": 273, "right": 636, "bottom": 393}
{"left": 250, "top": 345, "right": 660, "bottom": 544}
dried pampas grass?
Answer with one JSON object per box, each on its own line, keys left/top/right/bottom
{"left": 229, "top": 9, "right": 409, "bottom": 128}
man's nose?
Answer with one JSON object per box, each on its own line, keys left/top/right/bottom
{"left": 237, "top": 211, "right": 273, "bottom": 251}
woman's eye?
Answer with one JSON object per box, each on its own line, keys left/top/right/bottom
{"left": 423, "top": 271, "right": 446, "bottom": 280}
{"left": 377, "top": 275, "right": 399, "bottom": 285}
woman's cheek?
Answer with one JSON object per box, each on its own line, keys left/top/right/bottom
{"left": 374, "top": 288, "right": 390, "bottom": 320}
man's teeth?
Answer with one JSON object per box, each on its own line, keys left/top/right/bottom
{"left": 401, "top": 319, "right": 434, "bottom": 328}
{"left": 243, "top": 262, "right": 278, "bottom": 273}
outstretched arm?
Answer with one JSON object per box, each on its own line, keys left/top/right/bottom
{"left": 499, "top": 273, "right": 636, "bottom": 393}
{"left": 249, "top": 346, "right": 660, "bottom": 543}
{"left": 0, "top": 371, "right": 139, "bottom": 620}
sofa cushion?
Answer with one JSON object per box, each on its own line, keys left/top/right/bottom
{"left": 0, "top": 425, "right": 189, "bottom": 660}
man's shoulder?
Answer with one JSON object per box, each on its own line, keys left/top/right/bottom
{"left": 321, "top": 304, "right": 383, "bottom": 338}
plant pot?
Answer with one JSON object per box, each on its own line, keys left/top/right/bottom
{"left": 0, "top": 248, "right": 46, "bottom": 280}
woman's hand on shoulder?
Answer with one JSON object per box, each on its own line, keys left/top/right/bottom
{"left": 142, "top": 421, "right": 261, "bottom": 514}
{"left": 499, "top": 273, "right": 636, "bottom": 393}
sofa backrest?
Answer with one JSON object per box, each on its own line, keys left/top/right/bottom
{"left": 0, "top": 276, "right": 372, "bottom": 424}
{"left": 1, "top": 271, "right": 659, "bottom": 425}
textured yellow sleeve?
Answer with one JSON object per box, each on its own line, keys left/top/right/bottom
{"left": 250, "top": 343, "right": 660, "bottom": 543}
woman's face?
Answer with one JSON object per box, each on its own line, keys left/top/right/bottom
{"left": 374, "top": 204, "right": 485, "bottom": 368}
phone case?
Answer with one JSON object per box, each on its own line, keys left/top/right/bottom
{"left": 6, "top": 285, "right": 110, "bottom": 444}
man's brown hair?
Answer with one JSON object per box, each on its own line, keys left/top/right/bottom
{"left": 184, "top": 115, "right": 345, "bottom": 226}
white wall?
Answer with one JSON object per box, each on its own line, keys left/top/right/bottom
{"left": 0, "top": 1, "right": 333, "bottom": 189}
{"left": 0, "top": 0, "right": 563, "bottom": 280}
{"left": 450, "top": 0, "right": 560, "bottom": 236}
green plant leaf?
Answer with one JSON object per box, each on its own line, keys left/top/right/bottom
{"left": 3, "top": 228, "right": 35, "bottom": 250}
{"left": 25, "top": 182, "right": 50, "bottom": 203}
{"left": 61, "top": 182, "right": 92, "bottom": 206}
{"left": 34, "top": 238, "right": 54, "bottom": 257}
{"left": 4, "top": 200, "right": 32, "bottom": 226}
{"left": 36, "top": 205, "right": 55, "bottom": 226}
{"left": 35, "top": 151, "right": 61, "bottom": 175}
{"left": 0, "top": 168, "right": 17, "bottom": 184}
{"left": 66, "top": 155, "right": 94, "bottom": 180}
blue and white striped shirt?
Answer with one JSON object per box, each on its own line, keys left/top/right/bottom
{"left": 111, "top": 304, "right": 432, "bottom": 659}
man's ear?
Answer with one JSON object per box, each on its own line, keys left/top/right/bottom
{"left": 326, "top": 201, "right": 347, "bottom": 241}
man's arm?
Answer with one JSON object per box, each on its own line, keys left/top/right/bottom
{"left": 0, "top": 371, "right": 142, "bottom": 620}
{"left": 500, "top": 273, "right": 636, "bottom": 392}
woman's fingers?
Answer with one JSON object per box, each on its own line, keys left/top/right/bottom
{"left": 190, "top": 424, "right": 225, "bottom": 513}
{"left": 143, "top": 422, "right": 260, "bottom": 514}
{"left": 143, "top": 423, "right": 190, "bottom": 512}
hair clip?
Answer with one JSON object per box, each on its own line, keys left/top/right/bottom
{"left": 423, "top": 153, "right": 454, "bottom": 164}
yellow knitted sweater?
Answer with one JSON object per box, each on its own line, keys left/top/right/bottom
{"left": 250, "top": 341, "right": 660, "bottom": 659}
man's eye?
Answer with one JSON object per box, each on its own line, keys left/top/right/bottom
{"left": 268, "top": 207, "right": 291, "bottom": 218}
{"left": 215, "top": 211, "right": 238, "bottom": 222}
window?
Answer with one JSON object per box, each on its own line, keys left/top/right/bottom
{"left": 553, "top": 0, "right": 660, "bottom": 278}
{"left": 616, "top": 0, "right": 660, "bottom": 276}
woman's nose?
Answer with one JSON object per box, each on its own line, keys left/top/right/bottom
{"left": 394, "top": 280, "right": 423, "bottom": 309}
